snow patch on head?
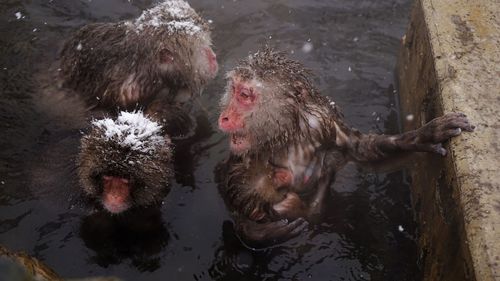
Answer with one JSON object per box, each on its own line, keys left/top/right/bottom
{"left": 92, "top": 111, "right": 165, "bottom": 153}
{"left": 127, "top": 0, "right": 203, "bottom": 35}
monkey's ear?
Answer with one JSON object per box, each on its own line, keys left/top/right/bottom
{"left": 292, "top": 81, "right": 310, "bottom": 99}
{"left": 159, "top": 49, "right": 175, "bottom": 64}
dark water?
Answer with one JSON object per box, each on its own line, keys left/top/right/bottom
{"left": 0, "top": 0, "right": 419, "bottom": 280}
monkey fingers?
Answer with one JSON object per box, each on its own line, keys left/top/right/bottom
{"left": 417, "top": 113, "right": 475, "bottom": 142}
{"left": 376, "top": 112, "right": 475, "bottom": 157}
{"left": 249, "top": 208, "right": 267, "bottom": 221}
{"left": 237, "top": 217, "right": 309, "bottom": 247}
{"left": 414, "top": 112, "right": 475, "bottom": 155}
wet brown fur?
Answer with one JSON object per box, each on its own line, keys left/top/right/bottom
{"left": 223, "top": 48, "right": 346, "bottom": 155}
{"left": 78, "top": 121, "right": 173, "bottom": 209}
{"left": 218, "top": 49, "right": 349, "bottom": 224}
{"left": 218, "top": 155, "right": 287, "bottom": 222}
{"left": 218, "top": 49, "right": 474, "bottom": 242}
{"left": 60, "top": 1, "right": 214, "bottom": 109}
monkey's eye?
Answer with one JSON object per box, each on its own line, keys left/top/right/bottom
{"left": 237, "top": 88, "right": 255, "bottom": 105}
{"left": 240, "top": 89, "right": 250, "bottom": 99}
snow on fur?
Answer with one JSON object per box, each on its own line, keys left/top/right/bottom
{"left": 92, "top": 111, "right": 165, "bottom": 153}
{"left": 128, "top": 0, "right": 202, "bottom": 35}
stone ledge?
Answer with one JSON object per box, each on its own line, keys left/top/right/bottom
{"left": 397, "top": 0, "right": 500, "bottom": 280}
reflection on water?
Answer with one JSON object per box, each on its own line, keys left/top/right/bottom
{"left": 0, "top": 0, "right": 419, "bottom": 280}
{"left": 80, "top": 208, "right": 169, "bottom": 271}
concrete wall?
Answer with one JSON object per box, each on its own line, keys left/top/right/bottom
{"left": 397, "top": 0, "right": 500, "bottom": 280}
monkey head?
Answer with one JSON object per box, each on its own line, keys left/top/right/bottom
{"left": 128, "top": 0, "right": 219, "bottom": 87}
{"left": 60, "top": 0, "right": 218, "bottom": 109}
{"left": 78, "top": 111, "right": 173, "bottom": 214}
{"left": 218, "top": 48, "right": 333, "bottom": 155}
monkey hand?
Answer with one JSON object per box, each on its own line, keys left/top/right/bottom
{"left": 273, "top": 192, "right": 308, "bottom": 220}
{"left": 236, "top": 217, "right": 309, "bottom": 247}
{"left": 412, "top": 112, "right": 474, "bottom": 156}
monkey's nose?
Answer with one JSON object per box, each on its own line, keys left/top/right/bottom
{"left": 218, "top": 114, "right": 233, "bottom": 131}
{"left": 219, "top": 116, "right": 228, "bottom": 128}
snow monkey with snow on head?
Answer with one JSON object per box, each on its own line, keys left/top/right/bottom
{"left": 217, "top": 49, "right": 475, "bottom": 245}
{"left": 60, "top": 0, "right": 218, "bottom": 115}
{"left": 78, "top": 111, "right": 173, "bottom": 214}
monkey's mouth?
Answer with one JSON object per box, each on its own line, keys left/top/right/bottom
{"left": 101, "top": 175, "right": 132, "bottom": 214}
{"left": 230, "top": 133, "right": 251, "bottom": 153}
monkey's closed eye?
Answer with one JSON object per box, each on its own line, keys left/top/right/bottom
{"left": 238, "top": 88, "right": 255, "bottom": 104}
{"left": 240, "top": 89, "right": 250, "bottom": 99}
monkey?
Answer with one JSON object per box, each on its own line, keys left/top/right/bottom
{"left": 59, "top": 0, "right": 218, "bottom": 112}
{"left": 52, "top": 0, "right": 219, "bottom": 142}
{"left": 216, "top": 48, "right": 475, "bottom": 245}
{"left": 219, "top": 152, "right": 323, "bottom": 223}
{"left": 216, "top": 143, "right": 343, "bottom": 245}
{"left": 78, "top": 111, "right": 173, "bottom": 214}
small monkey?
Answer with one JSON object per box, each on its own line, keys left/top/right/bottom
{"left": 219, "top": 156, "right": 306, "bottom": 222}
{"left": 78, "top": 111, "right": 173, "bottom": 214}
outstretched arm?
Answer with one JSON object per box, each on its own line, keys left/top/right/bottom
{"left": 334, "top": 112, "right": 475, "bottom": 163}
